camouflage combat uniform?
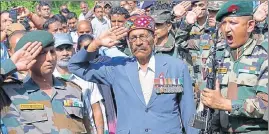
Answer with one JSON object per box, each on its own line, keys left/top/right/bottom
{"left": 155, "top": 30, "right": 180, "bottom": 58}
{"left": 206, "top": 39, "right": 268, "bottom": 133}
{"left": 0, "top": 77, "right": 90, "bottom": 134}
{"left": 0, "top": 58, "right": 18, "bottom": 134}
{"left": 253, "top": 17, "right": 268, "bottom": 44}
{"left": 176, "top": 2, "right": 226, "bottom": 92}
{"left": 176, "top": 18, "right": 208, "bottom": 90}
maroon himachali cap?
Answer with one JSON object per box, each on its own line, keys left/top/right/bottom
{"left": 124, "top": 15, "right": 155, "bottom": 33}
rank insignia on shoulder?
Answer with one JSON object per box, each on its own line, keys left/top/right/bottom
{"left": 154, "top": 78, "right": 183, "bottom": 94}
{"left": 20, "top": 104, "right": 44, "bottom": 110}
{"left": 63, "top": 98, "right": 84, "bottom": 108}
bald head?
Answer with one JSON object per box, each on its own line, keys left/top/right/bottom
{"left": 8, "top": 30, "right": 27, "bottom": 55}
{"left": 77, "top": 20, "right": 92, "bottom": 36}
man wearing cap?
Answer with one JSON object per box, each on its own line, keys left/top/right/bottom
{"left": 69, "top": 15, "right": 198, "bottom": 134}
{"left": 150, "top": 5, "right": 180, "bottom": 58}
{"left": 103, "top": 2, "right": 112, "bottom": 18}
{"left": 200, "top": 1, "right": 268, "bottom": 133}
{"left": 0, "top": 41, "right": 42, "bottom": 134}
{"left": 53, "top": 33, "right": 105, "bottom": 134}
{"left": 0, "top": 30, "right": 92, "bottom": 133}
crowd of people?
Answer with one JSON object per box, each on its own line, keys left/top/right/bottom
{"left": 0, "top": 0, "right": 268, "bottom": 134}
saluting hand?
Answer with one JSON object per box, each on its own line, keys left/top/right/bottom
{"left": 98, "top": 26, "right": 128, "bottom": 48}
{"left": 254, "top": 1, "right": 268, "bottom": 22}
{"left": 10, "top": 41, "right": 42, "bottom": 71}
{"left": 173, "top": 1, "right": 192, "bottom": 18}
{"left": 186, "top": 8, "right": 201, "bottom": 24}
{"left": 201, "top": 80, "right": 232, "bottom": 111}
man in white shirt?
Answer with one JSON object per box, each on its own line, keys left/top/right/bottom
{"left": 53, "top": 33, "right": 106, "bottom": 134}
{"left": 91, "top": 5, "right": 111, "bottom": 38}
{"left": 79, "top": 1, "right": 94, "bottom": 21}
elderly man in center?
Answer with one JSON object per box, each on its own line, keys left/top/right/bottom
{"left": 69, "top": 15, "right": 198, "bottom": 134}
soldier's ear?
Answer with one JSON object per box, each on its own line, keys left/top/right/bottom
{"left": 247, "top": 19, "right": 255, "bottom": 33}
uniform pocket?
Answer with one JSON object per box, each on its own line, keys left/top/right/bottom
{"left": 63, "top": 106, "right": 88, "bottom": 133}
{"left": 64, "top": 106, "right": 83, "bottom": 119}
{"left": 237, "top": 73, "right": 258, "bottom": 86}
{"left": 21, "top": 110, "right": 48, "bottom": 124}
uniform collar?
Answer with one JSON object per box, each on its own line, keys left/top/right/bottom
{"left": 193, "top": 16, "right": 208, "bottom": 31}
{"left": 137, "top": 54, "right": 155, "bottom": 73}
{"left": 242, "top": 38, "right": 256, "bottom": 56}
{"left": 224, "top": 38, "right": 255, "bottom": 58}
{"left": 155, "top": 31, "right": 175, "bottom": 52}
{"left": 24, "top": 76, "right": 66, "bottom": 94}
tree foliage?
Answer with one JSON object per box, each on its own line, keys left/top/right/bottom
{"left": 0, "top": 0, "right": 95, "bottom": 16}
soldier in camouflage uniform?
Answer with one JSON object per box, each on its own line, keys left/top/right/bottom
{"left": 174, "top": 1, "right": 209, "bottom": 92}
{"left": 193, "top": 1, "right": 225, "bottom": 93}
{"left": 0, "top": 41, "right": 42, "bottom": 134}
{"left": 150, "top": 7, "right": 180, "bottom": 58}
{"left": 200, "top": 1, "right": 268, "bottom": 133}
{"left": 0, "top": 31, "right": 91, "bottom": 134}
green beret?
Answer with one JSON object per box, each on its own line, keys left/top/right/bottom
{"left": 216, "top": 1, "right": 253, "bottom": 22}
{"left": 15, "top": 30, "right": 54, "bottom": 52}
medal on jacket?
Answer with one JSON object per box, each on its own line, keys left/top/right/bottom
{"left": 154, "top": 73, "right": 183, "bottom": 94}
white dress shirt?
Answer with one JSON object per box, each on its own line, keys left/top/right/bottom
{"left": 138, "top": 55, "right": 155, "bottom": 105}
{"left": 91, "top": 16, "right": 111, "bottom": 38}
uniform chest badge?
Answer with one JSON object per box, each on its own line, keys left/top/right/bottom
{"left": 63, "top": 98, "right": 84, "bottom": 108}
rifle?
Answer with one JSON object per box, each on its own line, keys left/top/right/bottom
{"left": 190, "top": 25, "right": 220, "bottom": 134}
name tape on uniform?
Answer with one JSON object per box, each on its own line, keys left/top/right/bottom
{"left": 201, "top": 45, "right": 211, "bottom": 50}
{"left": 208, "top": 68, "right": 228, "bottom": 74}
{"left": 20, "top": 104, "right": 44, "bottom": 110}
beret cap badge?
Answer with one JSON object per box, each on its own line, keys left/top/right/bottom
{"left": 227, "top": 5, "right": 239, "bottom": 14}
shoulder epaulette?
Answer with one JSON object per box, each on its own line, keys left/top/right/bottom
{"left": 258, "top": 40, "right": 268, "bottom": 52}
